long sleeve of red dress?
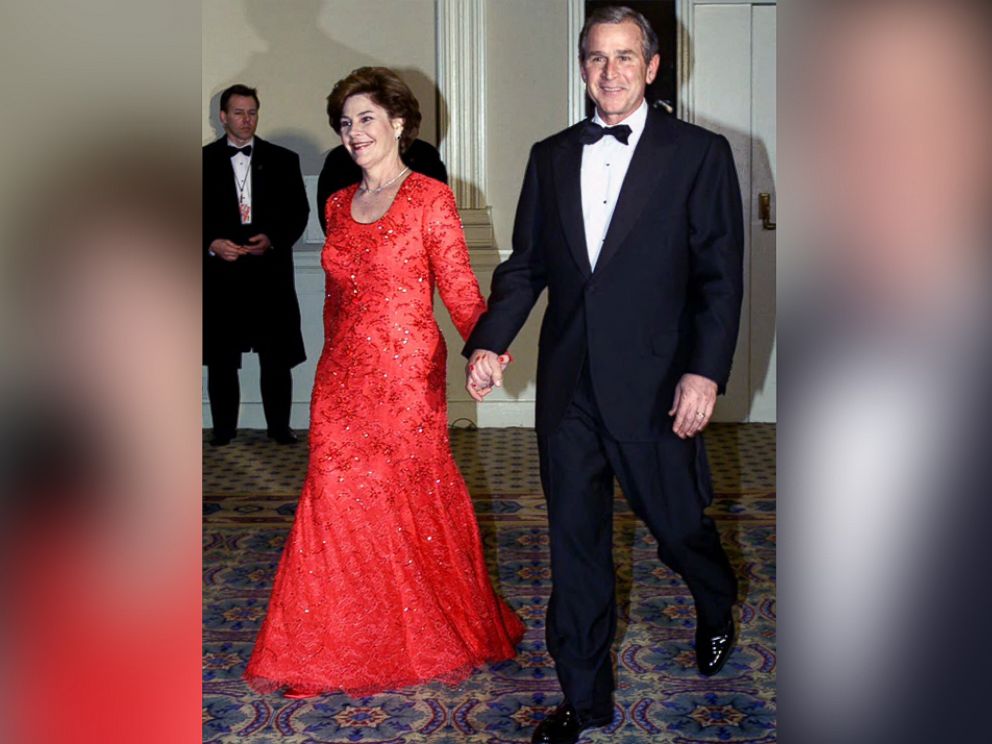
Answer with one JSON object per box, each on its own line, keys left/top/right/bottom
{"left": 421, "top": 184, "right": 487, "bottom": 342}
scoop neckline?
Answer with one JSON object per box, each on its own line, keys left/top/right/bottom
{"left": 348, "top": 171, "right": 416, "bottom": 226}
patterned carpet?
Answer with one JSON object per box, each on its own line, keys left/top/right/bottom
{"left": 203, "top": 424, "right": 776, "bottom": 743}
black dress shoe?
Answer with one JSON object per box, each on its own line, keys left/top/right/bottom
{"left": 267, "top": 429, "right": 298, "bottom": 445}
{"left": 696, "top": 617, "right": 736, "bottom": 677}
{"left": 532, "top": 703, "right": 611, "bottom": 744}
{"left": 209, "top": 433, "right": 233, "bottom": 447}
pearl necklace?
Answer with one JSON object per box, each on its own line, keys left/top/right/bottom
{"left": 358, "top": 166, "right": 410, "bottom": 195}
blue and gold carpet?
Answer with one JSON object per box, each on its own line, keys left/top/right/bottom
{"left": 203, "top": 424, "right": 776, "bottom": 742}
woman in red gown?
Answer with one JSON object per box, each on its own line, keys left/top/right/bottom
{"left": 245, "top": 67, "right": 523, "bottom": 697}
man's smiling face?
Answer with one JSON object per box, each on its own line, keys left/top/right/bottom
{"left": 581, "top": 21, "right": 659, "bottom": 125}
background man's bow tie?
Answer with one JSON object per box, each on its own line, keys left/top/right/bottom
{"left": 579, "top": 121, "right": 632, "bottom": 145}
{"left": 228, "top": 144, "right": 252, "bottom": 157}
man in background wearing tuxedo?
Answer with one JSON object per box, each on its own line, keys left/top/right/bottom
{"left": 465, "top": 7, "right": 744, "bottom": 743}
{"left": 203, "top": 84, "right": 309, "bottom": 446}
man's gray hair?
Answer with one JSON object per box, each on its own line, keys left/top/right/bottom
{"left": 579, "top": 5, "right": 660, "bottom": 63}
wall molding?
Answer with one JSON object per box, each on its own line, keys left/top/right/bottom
{"left": 566, "top": 0, "right": 585, "bottom": 125}
{"left": 449, "top": 400, "right": 535, "bottom": 428}
{"left": 292, "top": 247, "right": 323, "bottom": 273}
{"left": 203, "top": 400, "right": 539, "bottom": 431}
{"left": 437, "top": 0, "right": 487, "bottom": 209}
{"left": 677, "top": 0, "right": 696, "bottom": 122}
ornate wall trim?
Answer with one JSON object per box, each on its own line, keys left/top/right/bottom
{"left": 677, "top": 0, "right": 695, "bottom": 122}
{"left": 566, "top": 0, "right": 585, "bottom": 125}
{"left": 436, "top": 0, "right": 487, "bottom": 209}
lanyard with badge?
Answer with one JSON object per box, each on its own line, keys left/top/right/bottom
{"left": 235, "top": 157, "right": 252, "bottom": 225}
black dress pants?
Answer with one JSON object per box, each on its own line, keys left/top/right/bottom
{"left": 207, "top": 352, "right": 293, "bottom": 438}
{"left": 537, "top": 364, "right": 737, "bottom": 721}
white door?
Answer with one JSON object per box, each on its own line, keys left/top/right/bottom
{"left": 683, "top": 0, "right": 777, "bottom": 422}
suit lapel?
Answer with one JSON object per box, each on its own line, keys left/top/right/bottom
{"left": 594, "top": 109, "right": 678, "bottom": 273}
{"left": 249, "top": 137, "right": 265, "bottom": 212}
{"left": 552, "top": 128, "right": 592, "bottom": 277}
{"left": 208, "top": 138, "right": 241, "bottom": 219}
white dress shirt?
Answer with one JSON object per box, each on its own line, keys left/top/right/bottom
{"left": 208, "top": 138, "right": 255, "bottom": 257}
{"left": 580, "top": 100, "right": 648, "bottom": 270}
{"left": 228, "top": 137, "right": 254, "bottom": 223}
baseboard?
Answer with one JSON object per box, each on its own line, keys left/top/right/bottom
{"left": 202, "top": 399, "right": 538, "bottom": 430}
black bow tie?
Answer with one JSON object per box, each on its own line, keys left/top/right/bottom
{"left": 227, "top": 144, "right": 252, "bottom": 158}
{"left": 579, "top": 121, "right": 632, "bottom": 146}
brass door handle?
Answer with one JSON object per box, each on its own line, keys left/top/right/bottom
{"left": 759, "top": 192, "right": 777, "bottom": 231}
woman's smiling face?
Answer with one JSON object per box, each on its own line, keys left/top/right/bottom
{"left": 339, "top": 94, "right": 403, "bottom": 170}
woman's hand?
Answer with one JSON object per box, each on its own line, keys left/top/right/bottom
{"left": 466, "top": 350, "right": 511, "bottom": 402}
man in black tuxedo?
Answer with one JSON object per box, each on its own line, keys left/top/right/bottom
{"left": 464, "top": 8, "right": 744, "bottom": 743}
{"left": 315, "top": 138, "right": 447, "bottom": 235}
{"left": 203, "top": 84, "right": 309, "bottom": 446}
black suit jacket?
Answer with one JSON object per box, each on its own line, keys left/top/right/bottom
{"left": 465, "top": 108, "right": 744, "bottom": 440}
{"left": 202, "top": 136, "right": 309, "bottom": 368}
{"left": 316, "top": 138, "right": 447, "bottom": 234}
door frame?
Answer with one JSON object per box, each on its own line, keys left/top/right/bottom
{"left": 677, "top": 0, "right": 777, "bottom": 122}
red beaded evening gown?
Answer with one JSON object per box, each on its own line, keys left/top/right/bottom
{"left": 245, "top": 173, "right": 524, "bottom": 696}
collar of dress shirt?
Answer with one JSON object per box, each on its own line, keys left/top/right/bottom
{"left": 590, "top": 99, "right": 648, "bottom": 141}
{"left": 226, "top": 137, "right": 255, "bottom": 153}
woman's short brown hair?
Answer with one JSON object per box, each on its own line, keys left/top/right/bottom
{"left": 326, "top": 67, "right": 422, "bottom": 153}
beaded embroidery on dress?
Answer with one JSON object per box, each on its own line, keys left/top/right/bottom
{"left": 245, "top": 173, "right": 524, "bottom": 695}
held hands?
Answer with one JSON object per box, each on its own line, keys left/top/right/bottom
{"left": 209, "top": 234, "right": 272, "bottom": 261}
{"left": 466, "top": 349, "right": 511, "bottom": 402}
{"left": 669, "top": 373, "right": 718, "bottom": 439}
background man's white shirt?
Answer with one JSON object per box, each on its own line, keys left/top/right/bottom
{"left": 229, "top": 137, "right": 254, "bottom": 218}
